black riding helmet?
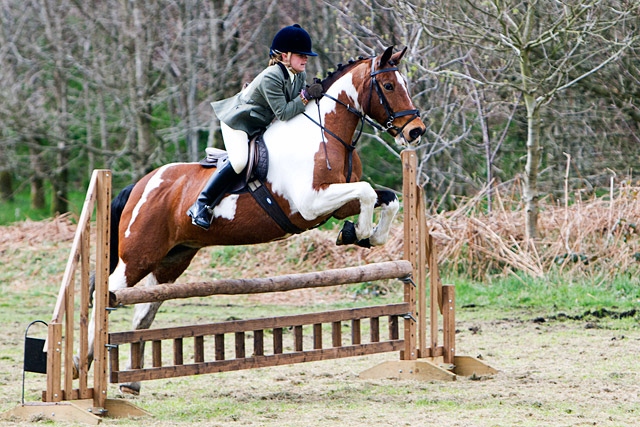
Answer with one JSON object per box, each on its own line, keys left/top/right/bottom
{"left": 270, "top": 24, "right": 318, "bottom": 57}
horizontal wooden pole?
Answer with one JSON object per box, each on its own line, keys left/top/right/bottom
{"left": 111, "top": 260, "right": 412, "bottom": 307}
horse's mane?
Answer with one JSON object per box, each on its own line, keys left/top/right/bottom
{"left": 318, "top": 49, "right": 401, "bottom": 91}
{"left": 319, "top": 56, "right": 369, "bottom": 91}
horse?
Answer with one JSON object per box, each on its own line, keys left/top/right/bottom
{"left": 83, "top": 46, "right": 426, "bottom": 395}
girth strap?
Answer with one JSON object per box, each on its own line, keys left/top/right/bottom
{"left": 247, "top": 179, "right": 303, "bottom": 235}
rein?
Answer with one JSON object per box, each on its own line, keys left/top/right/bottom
{"left": 303, "top": 56, "right": 421, "bottom": 182}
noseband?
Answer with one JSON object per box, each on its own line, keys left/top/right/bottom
{"left": 368, "top": 59, "right": 421, "bottom": 137}
{"left": 304, "top": 56, "right": 421, "bottom": 182}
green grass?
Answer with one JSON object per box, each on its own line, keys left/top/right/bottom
{"left": 0, "top": 189, "right": 86, "bottom": 225}
{"left": 452, "top": 272, "right": 640, "bottom": 315}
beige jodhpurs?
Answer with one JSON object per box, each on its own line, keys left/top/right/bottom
{"left": 220, "top": 121, "right": 249, "bottom": 174}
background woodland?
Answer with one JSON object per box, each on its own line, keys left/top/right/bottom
{"left": 1, "top": 0, "right": 639, "bottom": 240}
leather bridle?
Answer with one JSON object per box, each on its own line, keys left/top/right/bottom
{"left": 303, "top": 56, "right": 421, "bottom": 182}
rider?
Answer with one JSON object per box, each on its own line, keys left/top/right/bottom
{"left": 187, "top": 24, "right": 324, "bottom": 230}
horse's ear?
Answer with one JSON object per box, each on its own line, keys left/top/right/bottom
{"left": 390, "top": 46, "right": 408, "bottom": 65}
{"left": 379, "top": 46, "right": 394, "bottom": 68}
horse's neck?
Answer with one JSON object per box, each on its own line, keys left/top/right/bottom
{"left": 265, "top": 67, "right": 367, "bottom": 151}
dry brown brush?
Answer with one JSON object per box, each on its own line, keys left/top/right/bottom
{"left": 426, "top": 184, "right": 640, "bottom": 281}
{"left": 4, "top": 185, "right": 640, "bottom": 284}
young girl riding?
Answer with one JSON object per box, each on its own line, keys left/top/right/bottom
{"left": 188, "top": 24, "right": 323, "bottom": 230}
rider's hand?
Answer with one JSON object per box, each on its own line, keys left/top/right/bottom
{"left": 303, "top": 83, "right": 324, "bottom": 100}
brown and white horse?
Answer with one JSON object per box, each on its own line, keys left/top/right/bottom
{"left": 85, "top": 46, "right": 426, "bottom": 394}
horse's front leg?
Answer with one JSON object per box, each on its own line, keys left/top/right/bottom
{"left": 298, "top": 182, "right": 378, "bottom": 243}
{"left": 368, "top": 190, "right": 400, "bottom": 246}
{"left": 333, "top": 189, "right": 399, "bottom": 247}
{"left": 76, "top": 262, "right": 130, "bottom": 379}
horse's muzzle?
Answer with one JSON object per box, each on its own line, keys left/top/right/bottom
{"left": 409, "top": 126, "right": 425, "bottom": 142}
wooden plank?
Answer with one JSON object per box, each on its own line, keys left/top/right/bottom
{"left": 131, "top": 343, "right": 142, "bottom": 369}
{"left": 110, "top": 304, "right": 409, "bottom": 344}
{"left": 212, "top": 334, "right": 225, "bottom": 363}
{"left": 111, "top": 340, "right": 404, "bottom": 383}
{"left": 64, "top": 262, "right": 75, "bottom": 400}
{"left": 4, "top": 399, "right": 149, "bottom": 424}
{"left": 313, "top": 324, "right": 322, "bottom": 349}
{"left": 235, "top": 332, "right": 245, "bottom": 359}
{"left": 273, "top": 328, "right": 283, "bottom": 354}
{"left": 451, "top": 356, "right": 498, "bottom": 377}
{"left": 442, "top": 285, "right": 455, "bottom": 364}
{"left": 112, "top": 261, "right": 413, "bottom": 306}
{"left": 78, "top": 224, "right": 91, "bottom": 399}
{"left": 174, "top": 338, "right": 183, "bottom": 365}
{"left": 194, "top": 336, "right": 204, "bottom": 363}
{"left": 351, "top": 319, "right": 361, "bottom": 345}
{"left": 417, "top": 190, "right": 428, "bottom": 359}
{"left": 253, "top": 330, "right": 264, "bottom": 356}
{"left": 293, "top": 326, "right": 303, "bottom": 352}
{"left": 93, "top": 169, "right": 111, "bottom": 410}
{"left": 389, "top": 315, "right": 399, "bottom": 340}
{"left": 360, "top": 359, "right": 456, "bottom": 382}
{"left": 401, "top": 149, "right": 418, "bottom": 361}
{"left": 4, "top": 402, "right": 102, "bottom": 425}
{"left": 152, "top": 341, "right": 161, "bottom": 367}
{"left": 46, "top": 323, "right": 63, "bottom": 402}
{"left": 370, "top": 317, "right": 379, "bottom": 343}
{"left": 109, "top": 345, "right": 120, "bottom": 384}
{"left": 332, "top": 321, "right": 342, "bottom": 347}
{"left": 429, "top": 233, "right": 441, "bottom": 356}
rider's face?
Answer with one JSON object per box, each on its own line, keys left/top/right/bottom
{"left": 285, "top": 53, "right": 308, "bottom": 73}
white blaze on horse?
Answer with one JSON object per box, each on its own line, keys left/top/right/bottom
{"left": 82, "top": 46, "right": 426, "bottom": 395}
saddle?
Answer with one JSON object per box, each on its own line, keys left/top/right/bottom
{"left": 198, "top": 134, "right": 302, "bottom": 234}
{"left": 199, "top": 134, "right": 269, "bottom": 193}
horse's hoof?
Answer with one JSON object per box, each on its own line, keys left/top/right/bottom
{"left": 336, "top": 221, "right": 357, "bottom": 245}
{"left": 72, "top": 356, "right": 80, "bottom": 380}
{"left": 356, "top": 238, "right": 372, "bottom": 248}
{"left": 119, "top": 383, "right": 141, "bottom": 396}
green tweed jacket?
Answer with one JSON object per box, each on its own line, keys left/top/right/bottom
{"left": 212, "top": 64, "right": 307, "bottom": 136}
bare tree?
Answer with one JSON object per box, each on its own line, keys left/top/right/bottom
{"left": 395, "top": 0, "right": 639, "bottom": 240}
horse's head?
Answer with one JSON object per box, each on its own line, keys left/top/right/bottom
{"left": 364, "top": 46, "right": 426, "bottom": 146}
{"left": 318, "top": 47, "right": 426, "bottom": 149}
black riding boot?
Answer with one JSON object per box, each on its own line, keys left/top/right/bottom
{"left": 187, "top": 161, "right": 239, "bottom": 230}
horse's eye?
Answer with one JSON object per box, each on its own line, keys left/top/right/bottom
{"left": 384, "top": 83, "right": 394, "bottom": 91}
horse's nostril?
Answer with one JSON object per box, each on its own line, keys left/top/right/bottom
{"left": 409, "top": 127, "right": 425, "bottom": 141}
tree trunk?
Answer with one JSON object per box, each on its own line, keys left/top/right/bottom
{"left": 29, "top": 145, "right": 46, "bottom": 210}
{"left": 31, "top": 176, "right": 45, "bottom": 210}
{"left": 523, "top": 97, "right": 541, "bottom": 240}
{"left": 51, "top": 167, "right": 68, "bottom": 215}
{"left": 0, "top": 171, "right": 13, "bottom": 202}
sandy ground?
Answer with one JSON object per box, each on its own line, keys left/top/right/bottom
{"left": 2, "top": 302, "right": 638, "bottom": 426}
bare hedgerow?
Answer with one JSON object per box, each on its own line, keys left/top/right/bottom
{"left": 5, "top": 185, "right": 640, "bottom": 283}
{"left": 426, "top": 184, "right": 640, "bottom": 281}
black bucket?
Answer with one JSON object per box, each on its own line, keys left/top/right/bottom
{"left": 22, "top": 320, "right": 48, "bottom": 404}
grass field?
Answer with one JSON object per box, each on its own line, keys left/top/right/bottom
{"left": 1, "top": 217, "right": 639, "bottom": 426}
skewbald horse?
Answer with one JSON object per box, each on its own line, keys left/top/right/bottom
{"left": 84, "top": 46, "right": 426, "bottom": 394}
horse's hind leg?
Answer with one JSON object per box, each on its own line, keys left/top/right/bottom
{"left": 119, "top": 291, "right": 163, "bottom": 396}
{"left": 119, "top": 245, "right": 200, "bottom": 395}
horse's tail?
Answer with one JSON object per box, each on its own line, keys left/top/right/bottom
{"left": 109, "top": 183, "right": 135, "bottom": 274}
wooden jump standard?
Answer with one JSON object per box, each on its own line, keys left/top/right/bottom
{"left": 4, "top": 150, "right": 495, "bottom": 425}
